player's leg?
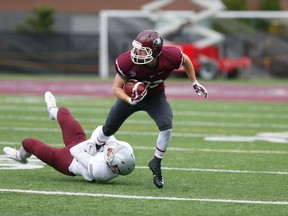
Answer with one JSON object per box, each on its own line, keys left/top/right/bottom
{"left": 3, "top": 145, "right": 31, "bottom": 164}
{"left": 45, "top": 91, "right": 86, "bottom": 146}
{"left": 57, "top": 107, "right": 87, "bottom": 146}
{"left": 3, "top": 138, "right": 75, "bottom": 176}
{"left": 103, "top": 99, "right": 137, "bottom": 135}
{"left": 45, "top": 91, "right": 58, "bottom": 120}
{"left": 91, "top": 99, "right": 136, "bottom": 144}
{"left": 144, "top": 93, "right": 173, "bottom": 153}
{"left": 22, "top": 138, "right": 75, "bottom": 176}
{"left": 142, "top": 93, "right": 173, "bottom": 188}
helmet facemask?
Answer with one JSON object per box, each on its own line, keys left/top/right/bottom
{"left": 131, "top": 40, "right": 154, "bottom": 65}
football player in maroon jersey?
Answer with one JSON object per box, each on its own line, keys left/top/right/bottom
{"left": 92, "top": 30, "right": 208, "bottom": 188}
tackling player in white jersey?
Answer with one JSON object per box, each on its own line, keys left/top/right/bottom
{"left": 3, "top": 91, "right": 135, "bottom": 182}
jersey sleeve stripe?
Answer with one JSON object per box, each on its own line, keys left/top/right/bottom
{"left": 115, "top": 59, "right": 127, "bottom": 78}
{"left": 179, "top": 51, "right": 184, "bottom": 68}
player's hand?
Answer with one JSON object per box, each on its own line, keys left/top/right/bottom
{"left": 192, "top": 80, "right": 208, "bottom": 99}
{"left": 129, "top": 88, "right": 147, "bottom": 105}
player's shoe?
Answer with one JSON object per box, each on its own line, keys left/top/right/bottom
{"left": 44, "top": 91, "right": 57, "bottom": 120}
{"left": 3, "top": 147, "right": 28, "bottom": 164}
{"left": 148, "top": 157, "right": 164, "bottom": 188}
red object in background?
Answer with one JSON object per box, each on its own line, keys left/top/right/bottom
{"left": 172, "top": 43, "right": 251, "bottom": 80}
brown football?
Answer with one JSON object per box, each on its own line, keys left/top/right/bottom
{"left": 123, "top": 80, "right": 146, "bottom": 97}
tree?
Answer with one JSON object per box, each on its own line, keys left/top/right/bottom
{"left": 259, "top": 0, "right": 281, "bottom": 10}
{"left": 255, "top": 0, "right": 281, "bottom": 31}
{"left": 16, "top": 5, "right": 55, "bottom": 34}
{"left": 222, "top": 0, "right": 248, "bottom": 10}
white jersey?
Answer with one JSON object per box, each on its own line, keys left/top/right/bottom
{"left": 68, "top": 136, "right": 132, "bottom": 182}
{"left": 69, "top": 150, "right": 117, "bottom": 181}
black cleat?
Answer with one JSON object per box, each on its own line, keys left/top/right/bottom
{"left": 148, "top": 157, "right": 164, "bottom": 188}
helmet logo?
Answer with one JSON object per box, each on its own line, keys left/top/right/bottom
{"left": 111, "top": 164, "right": 120, "bottom": 174}
{"left": 154, "top": 37, "right": 162, "bottom": 46}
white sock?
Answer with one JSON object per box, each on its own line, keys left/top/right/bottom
{"left": 49, "top": 107, "right": 58, "bottom": 120}
{"left": 90, "top": 126, "right": 110, "bottom": 145}
{"left": 154, "top": 129, "right": 172, "bottom": 159}
{"left": 17, "top": 145, "right": 32, "bottom": 160}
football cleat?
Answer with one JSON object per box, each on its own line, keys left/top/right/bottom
{"left": 148, "top": 157, "right": 164, "bottom": 188}
{"left": 44, "top": 91, "right": 57, "bottom": 120}
{"left": 3, "top": 147, "right": 28, "bottom": 164}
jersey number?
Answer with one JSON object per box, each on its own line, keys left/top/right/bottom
{"left": 143, "top": 80, "right": 163, "bottom": 89}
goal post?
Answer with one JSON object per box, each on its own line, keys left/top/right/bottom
{"left": 99, "top": 10, "right": 152, "bottom": 79}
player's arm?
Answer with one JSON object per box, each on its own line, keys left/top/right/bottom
{"left": 70, "top": 140, "right": 95, "bottom": 169}
{"left": 182, "top": 53, "right": 208, "bottom": 99}
{"left": 182, "top": 53, "right": 197, "bottom": 83}
{"left": 112, "top": 74, "right": 131, "bottom": 104}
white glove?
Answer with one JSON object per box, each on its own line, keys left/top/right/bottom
{"left": 128, "top": 88, "right": 147, "bottom": 105}
{"left": 192, "top": 80, "right": 208, "bottom": 99}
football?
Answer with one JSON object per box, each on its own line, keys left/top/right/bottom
{"left": 123, "top": 79, "right": 146, "bottom": 97}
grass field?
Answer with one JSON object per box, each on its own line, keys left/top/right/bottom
{"left": 0, "top": 77, "right": 288, "bottom": 215}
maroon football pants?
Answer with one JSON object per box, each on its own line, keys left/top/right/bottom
{"left": 22, "top": 107, "right": 87, "bottom": 176}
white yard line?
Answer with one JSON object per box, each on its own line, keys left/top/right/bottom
{"left": 1, "top": 116, "right": 288, "bottom": 130}
{"left": 0, "top": 188, "right": 287, "bottom": 205}
{"left": 0, "top": 141, "right": 288, "bottom": 154}
{"left": 1, "top": 142, "right": 288, "bottom": 155}
{"left": 134, "top": 146, "right": 288, "bottom": 154}
{"left": 0, "top": 105, "right": 288, "bottom": 119}
{"left": 1, "top": 98, "right": 287, "bottom": 112}
{"left": 136, "top": 166, "right": 288, "bottom": 175}
{"left": 0, "top": 153, "right": 287, "bottom": 175}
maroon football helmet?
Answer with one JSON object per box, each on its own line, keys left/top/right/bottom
{"left": 130, "top": 30, "right": 163, "bottom": 65}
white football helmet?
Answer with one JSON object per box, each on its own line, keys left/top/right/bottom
{"left": 104, "top": 141, "right": 135, "bottom": 175}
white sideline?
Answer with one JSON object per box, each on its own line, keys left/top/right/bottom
{"left": 0, "top": 188, "right": 287, "bottom": 205}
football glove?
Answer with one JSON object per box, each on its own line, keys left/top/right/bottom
{"left": 192, "top": 80, "right": 208, "bottom": 99}
{"left": 128, "top": 88, "right": 147, "bottom": 105}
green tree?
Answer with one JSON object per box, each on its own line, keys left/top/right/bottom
{"left": 222, "top": 0, "right": 248, "bottom": 10}
{"left": 259, "top": 0, "right": 281, "bottom": 10}
{"left": 16, "top": 5, "right": 55, "bottom": 34}
{"left": 254, "top": 0, "right": 281, "bottom": 31}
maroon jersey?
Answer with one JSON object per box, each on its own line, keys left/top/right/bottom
{"left": 115, "top": 46, "right": 183, "bottom": 96}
